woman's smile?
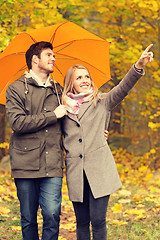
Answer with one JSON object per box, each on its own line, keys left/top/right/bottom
{"left": 72, "top": 69, "right": 92, "bottom": 94}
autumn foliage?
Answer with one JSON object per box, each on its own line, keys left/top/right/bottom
{"left": 1, "top": 0, "right": 160, "bottom": 156}
{"left": 0, "top": 149, "right": 160, "bottom": 239}
{"left": 0, "top": 1, "right": 160, "bottom": 239}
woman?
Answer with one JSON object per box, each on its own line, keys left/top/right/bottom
{"left": 62, "top": 45, "right": 153, "bottom": 240}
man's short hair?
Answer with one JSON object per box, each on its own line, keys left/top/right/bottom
{"left": 25, "top": 41, "right": 53, "bottom": 70}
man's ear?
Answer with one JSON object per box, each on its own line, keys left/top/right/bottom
{"left": 32, "top": 55, "right": 39, "bottom": 65}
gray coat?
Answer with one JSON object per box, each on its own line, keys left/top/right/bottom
{"left": 6, "top": 74, "right": 63, "bottom": 178}
{"left": 63, "top": 66, "right": 144, "bottom": 202}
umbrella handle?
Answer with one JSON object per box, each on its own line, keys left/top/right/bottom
{"left": 51, "top": 79, "right": 61, "bottom": 106}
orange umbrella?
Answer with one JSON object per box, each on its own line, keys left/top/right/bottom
{"left": 0, "top": 21, "right": 111, "bottom": 105}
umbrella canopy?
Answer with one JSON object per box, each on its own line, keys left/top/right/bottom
{"left": 0, "top": 21, "right": 111, "bottom": 105}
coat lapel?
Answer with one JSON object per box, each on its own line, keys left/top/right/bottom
{"left": 78, "top": 101, "right": 93, "bottom": 120}
{"left": 67, "top": 112, "right": 79, "bottom": 123}
{"left": 67, "top": 101, "right": 93, "bottom": 123}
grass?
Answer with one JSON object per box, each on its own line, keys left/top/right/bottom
{"left": 106, "top": 185, "right": 160, "bottom": 240}
{"left": 0, "top": 165, "right": 160, "bottom": 240}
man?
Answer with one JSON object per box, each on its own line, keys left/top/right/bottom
{"left": 6, "top": 41, "right": 67, "bottom": 240}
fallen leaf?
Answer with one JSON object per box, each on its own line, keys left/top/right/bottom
{"left": 118, "top": 189, "right": 131, "bottom": 197}
{"left": 111, "top": 220, "right": 128, "bottom": 225}
{"left": 111, "top": 203, "right": 123, "bottom": 213}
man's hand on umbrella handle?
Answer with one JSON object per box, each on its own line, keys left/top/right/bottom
{"left": 135, "top": 44, "right": 153, "bottom": 69}
{"left": 54, "top": 105, "right": 67, "bottom": 118}
{"left": 104, "top": 130, "right": 109, "bottom": 141}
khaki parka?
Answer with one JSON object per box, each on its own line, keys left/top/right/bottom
{"left": 62, "top": 66, "right": 144, "bottom": 202}
{"left": 6, "top": 74, "right": 63, "bottom": 178}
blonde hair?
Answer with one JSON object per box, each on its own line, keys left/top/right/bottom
{"left": 62, "top": 64, "right": 99, "bottom": 104}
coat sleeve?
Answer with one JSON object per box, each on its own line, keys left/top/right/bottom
{"left": 104, "top": 65, "right": 144, "bottom": 111}
{"left": 6, "top": 83, "right": 58, "bottom": 134}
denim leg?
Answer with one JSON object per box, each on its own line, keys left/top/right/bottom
{"left": 39, "top": 177, "right": 62, "bottom": 240}
{"left": 72, "top": 173, "right": 91, "bottom": 240}
{"left": 89, "top": 190, "right": 110, "bottom": 240}
{"left": 15, "top": 178, "right": 40, "bottom": 240}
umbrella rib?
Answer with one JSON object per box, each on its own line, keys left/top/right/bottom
{"left": 0, "top": 52, "right": 25, "bottom": 60}
{"left": 56, "top": 57, "right": 76, "bottom": 60}
{"left": 53, "top": 38, "right": 109, "bottom": 50}
{"left": 54, "top": 41, "right": 75, "bottom": 54}
{"left": 22, "top": 32, "right": 37, "bottom": 43}
{"left": 50, "top": 21, "right": 69, "bottom": 44}
{"left": 54, "top": 64, "right": 65, "bottom": 77}
{"left": 55, "top": 53, "right": 111, "bottom": 80}
{"left": 16, "top": 52, "right": 25, "bottom": 55}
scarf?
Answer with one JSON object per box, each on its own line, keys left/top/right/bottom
{"left": 64, "top": 89, "right": 93, "bottom": 115}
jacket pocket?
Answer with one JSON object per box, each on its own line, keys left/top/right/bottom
{"left": 10, "top": 139, "right": 40, "bottom": 170}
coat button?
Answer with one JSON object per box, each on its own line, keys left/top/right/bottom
{"left": 79, "top": 138, "right": 82, "bottom": 143}
{"left": 79, "top": 154, "right": 83, "bottom": 158}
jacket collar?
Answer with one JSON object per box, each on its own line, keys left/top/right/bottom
{"left": 24, "top": 70, "right": 52, "bottom": 88}
{"left": 23, "top": 71, "right": 62, "bottom": 95}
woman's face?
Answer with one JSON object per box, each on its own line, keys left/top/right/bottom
{"left": 72, "top": 68, "right": 92, "bottom": 94}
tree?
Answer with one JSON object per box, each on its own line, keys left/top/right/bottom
{"left": 66, "top": 0, "right": 159, "bottom": 139}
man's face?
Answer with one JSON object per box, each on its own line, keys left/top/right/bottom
{"left": 37, "top": 48, "right": 55, "bottom": 74}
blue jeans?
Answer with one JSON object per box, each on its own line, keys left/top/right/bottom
{"left": 15, "top": 177, "right": 62, "bottom": 240}
{"left": 72, "top": 173, "right": 110, "bottom": 240}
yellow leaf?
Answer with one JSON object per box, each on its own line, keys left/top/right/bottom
{"left": 3, "top": 196, "right": 12, "bottom": 202}
{"left": 12, "top": 217, "right": 19, "bottom": 221}
{"left": 63, "top": 206, "right": 72, "bottom": 212}
{"left": 60, "top": 223, "right": 76, "bottom": 231}
{"left": 150, "top": 149, "right": 156, "bottom": 154}
{"left": 119, "top": 199, "right": 131, "bottom": 204}
{"left": 58, "top": 237, "right": 67, "bottom": 240}
{"left": 111, "top": 203, "right": 123, "bottom": 213}
{"left": 0, "top": 206, "right": 10, "bottom": 215}
{"left": 67, "top": 216, "right": 76, "bottom": 222}
{"left": 149, "top": 186, "right": 160, "bottom": 194}
{"left": 142, "top": 229, "right": 149, "bottom": 234}
{"left": 145, "top": 195, "right": 155, "bottom": 202}
{"left": 118, "top": 189, "right": 131, "bottom": 197}
{"left": 63, "top": 195, "right": 69, "bottom": 201}
{"left": 135, "top": 214, "right": 146, "bottom": 220}
{"left": 156, "top": 203, "right": 160, "bottom": 208}
{"left": 137, "top": 204, "right": 145, "bottom": 208}
{"left": 125, "top": 208, "right": 145, "bottom": 216}
{"left": 11, "top": 226, "right": 21, "bottom": 231}
{"left": 0, "top": 186, "right": 6, "bottom": 194}
{"left": 133, "top": 194, "right": 142, "bottom": 202}
{"left": 12, "top": 191, "right": 18, "bottom": 198}
{"left": 144, "top": 173, "right": 153, "bottom": 182}
{"left": 0, "top": 142, "right": 9, "bottom": 149}
{"left": 111, "top": 220, "right": 128, "bottom": 225}
{"left": 136, "top": 28, "right": 146, "bottom": 33}
{"left": 138, "top": 166, "right": 148, "bottom": 173}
